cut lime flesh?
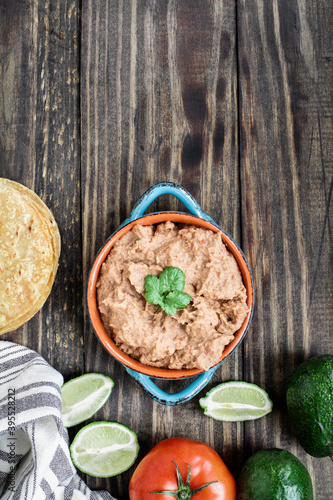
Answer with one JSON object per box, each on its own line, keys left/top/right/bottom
{"left": 61, "top": 373, "right": 114, "bottom": 427}
{"left": 199, "top": 381, "right": 273, "bottom": 422}
{"left": 70, "top": 421, "right": 139, "bottom": 477}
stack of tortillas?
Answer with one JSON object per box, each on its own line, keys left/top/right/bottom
{"left": 0, "top": 178, "right": 61, "bottom": 334}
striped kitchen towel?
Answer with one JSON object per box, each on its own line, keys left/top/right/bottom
{"left": 0, "top": 341, "right": 116, "bottom": 500}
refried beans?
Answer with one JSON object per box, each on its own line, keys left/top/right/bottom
{"left": 96, "top": 221, "right": 248, "bottom": 370}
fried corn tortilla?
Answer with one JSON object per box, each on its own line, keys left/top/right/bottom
{"left": 0, "top": 178, "right": 61, "bottom": 334}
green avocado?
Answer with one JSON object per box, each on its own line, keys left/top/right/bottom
{"left": 286, "top": 354, "right": 333, "bottom": 458}
{"left": 237, "top": 448, "right": 313, "bottom": 500}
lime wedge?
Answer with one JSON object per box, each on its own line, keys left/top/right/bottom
{"left": 61, "top": 373, "right": 114, "bottom": 427}
{"left": 199, "top": 381, "right": 273, "bottom": 422}
{"left": 70, "top": 421, "right": 139, "bottom": 477}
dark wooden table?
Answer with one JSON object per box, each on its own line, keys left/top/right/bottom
{"left": 1, "top": 1, "right": 332, "bottom": 499}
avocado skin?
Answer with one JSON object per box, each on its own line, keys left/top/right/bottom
{"left": 237, "top": 448, "right": 313, "bottom": 500}
{"left": 286, "top": 354, "right": 333, "bottom": 458}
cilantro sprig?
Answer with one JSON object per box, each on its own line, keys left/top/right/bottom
{"left": 144, "top": 266, "right": 192, "bottom": 316}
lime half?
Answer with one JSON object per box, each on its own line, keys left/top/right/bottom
{"left": 61, "top": 373, "right": 114, "bottom": 427}
{"left": 199, "top": 381, "right": 273, "bottom": 422}
{"left": 70, "top": 421, "right": 139, "bottom": 477}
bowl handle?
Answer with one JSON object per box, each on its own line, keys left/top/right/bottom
{"left": 124, "top": 365, "right": 218, "bottom": 406}
{"left": 127, "top": 182, "right": 216, "bottom": 224}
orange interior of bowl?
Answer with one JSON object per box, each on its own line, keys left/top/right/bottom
{"left": 87, "top": 213, "right": 254, "bottom": 379}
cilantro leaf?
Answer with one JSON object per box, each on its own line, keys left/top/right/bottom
{"left": 161, "top": 302, "right": 177, "bottom": 316}
{"left": 163, "top": 291, "right": 192, "bottom": 316}
{"left": 165, "top": 290, "right": 192, "bottom": 309}
{"left": 144, "top": 266, "right": 192, "bottom": 316}
{"left": 158, "top": 267, "right": 185, "bottom": 294}
{"left": 144, "top": 275, "right": 163, "bottom": 306}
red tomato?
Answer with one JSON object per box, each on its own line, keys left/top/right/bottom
{"left": 129, "top": 437, "right": 236, "bottom": 500}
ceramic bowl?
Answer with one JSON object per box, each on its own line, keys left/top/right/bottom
{"left": 87, "top": 183, "right": 254, "bottom": 404}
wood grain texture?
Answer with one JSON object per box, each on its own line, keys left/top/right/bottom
{"left": 0, "top": 0, "right": 332, "bottom": 499}
{"left": 0, "top": 0, "right": 82, "bottom": 377}
{"left": 81, "top": 0, "right": 242, "bottom": 497}
{"left": 238, "top": 1, "right": 333, "bottom": 498}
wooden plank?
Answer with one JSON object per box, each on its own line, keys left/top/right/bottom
{"left": 81, "top": 1, "right": 241, "bottom": 497}
{"left": 0, "top": 0, "right": 82, "bottom": 377}
{"left": 1, "top": 0, "right": 330, "bottom": 498}
{"left": 238, "top": 0, "right": 333, "bottom": 498}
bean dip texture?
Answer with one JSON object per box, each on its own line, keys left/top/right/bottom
{"left": 97, "top": 222, "right": 248, "bottom": 370}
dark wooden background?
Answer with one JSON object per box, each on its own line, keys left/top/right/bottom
{"left": 1, "top": 1, "right": 332, "bottom": 499}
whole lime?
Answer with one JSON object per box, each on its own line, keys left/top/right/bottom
{"left": 286, "top": 354, "right": 333, "bottom": 458}
{"left": 237, "top": 448, "right": 313, "bottom": 500}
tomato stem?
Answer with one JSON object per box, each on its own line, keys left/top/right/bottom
{"left": 149, "top": 461, "right": 218, "bottom": 499}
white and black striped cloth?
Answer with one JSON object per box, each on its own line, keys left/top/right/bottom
{"left": 0, "top": 341, "right": 116, "bottom": 500}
